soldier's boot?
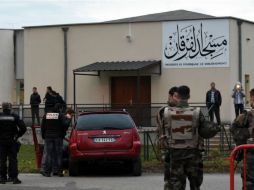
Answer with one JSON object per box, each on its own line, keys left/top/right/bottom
{"left": 12, "top": 178, "right": 21, "bottom": 184}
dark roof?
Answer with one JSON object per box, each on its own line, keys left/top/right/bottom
{"left": 23, "top": 10, "right": 254, "bottom": 29}
{"left": 103, "top": 9, "right": 215, "bottom": 24}
{"left": 24, "top": 10, "right": 217, "bottom": 28}
{"left": 73, "top": 60, "right": 161, "bottom": 73}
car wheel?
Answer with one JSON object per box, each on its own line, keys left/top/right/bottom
{"left": 132, "top": 157, "right": 142, "bottom": 176}
{"left": 69, "top": 158, "right": 79, "bottom": 176}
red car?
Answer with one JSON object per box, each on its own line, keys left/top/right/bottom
{"left": 68, "top": 110, "right": 142, "bottom": 176}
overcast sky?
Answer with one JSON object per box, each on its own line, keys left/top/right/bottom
{"left": 0, "top": 0, "right": 254, "bottom": 29}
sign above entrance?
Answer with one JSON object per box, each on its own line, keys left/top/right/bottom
{"left": 162, "top": 19, "right": 229, "bottom": 68}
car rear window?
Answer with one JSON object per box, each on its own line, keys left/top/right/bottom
{"left": 76, "top": 113, "right": 134, "bottom": 130}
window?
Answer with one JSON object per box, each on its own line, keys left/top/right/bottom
{"left": 76, "top": 113, "right": 134, "bottom": 130}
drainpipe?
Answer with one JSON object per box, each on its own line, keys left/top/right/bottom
{"left": 73, "top": 71, "right": 77, "bottom": 121}
{"left": 62, "top": 27, "right": 69, "bottom": 102}
{"left": 237, "top": 20, "right": 242, "bottom": 83}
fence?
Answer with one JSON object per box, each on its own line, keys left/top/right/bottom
{"left": 0, "top": 103, "right": 208, "bottom": 126}
{"left": 0, "top": 103, "right": 233, "bottom": 159}
{"left": 227, "top": 144, "right": 254, "bottom": 190}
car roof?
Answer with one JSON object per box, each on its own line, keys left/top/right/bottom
{"left": 78, "top": 110, "right": 129, "bottom": 117}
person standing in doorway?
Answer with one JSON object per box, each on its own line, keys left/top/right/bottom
{"left": 30, "top": 87, "right": 41, "bottom": 125}
{"left": 206, "top": 82, "right": 222, "bottom": 126}
{"left": 232, "top": 82, "right": 245, "bottom": 118}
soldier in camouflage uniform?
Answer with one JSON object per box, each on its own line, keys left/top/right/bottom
{"left": 156, "top": 86, "right": 178, "bottom": 182}
{"left": 163, "top": 86, "right": 218, "bottom": 190}
{"left": 231, "top": 88, "right": 254, "bottom": 190}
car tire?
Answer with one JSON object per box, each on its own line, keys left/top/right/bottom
{"left": 132, "top": 157, "right": 142, "bottom": 176}
{"left": 69, "top": 158, "right": 79, "bottom": 176}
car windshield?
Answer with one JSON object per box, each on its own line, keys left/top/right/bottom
{"left": 76, "top": 113, "right": 134, "bottom": 130}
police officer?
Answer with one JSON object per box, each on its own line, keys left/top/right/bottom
{"left": 156, "top": 86, "right": 178, "bottom": 182}
{"left": 0, "top": 102, "right": 27, "bottom": 184}
{"left": 163, "top": 86, "right": 219, "bottom": 190}
{"left": 231, "top": 88, "right": 254, "bottom": 190}
{"left": 40, "top": 103, "right": 72, "bottom": 177}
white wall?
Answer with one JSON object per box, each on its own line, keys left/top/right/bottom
{"left": 24, "top": 27, "right": 65, "bottom": 101}
{"left": 241, "top": 22, "right": 254, "bottom": 104}
{"left": 0, "top": 30, "right": 15, "bottom": 103}
{"left": 15, "top": 30, "right": 24, "bottom": 80}
{"left": 24, "top": 23, "right": 161, "bottom": 104}
{"left": 23, "top": 18, "right": 254, "bottom": 122}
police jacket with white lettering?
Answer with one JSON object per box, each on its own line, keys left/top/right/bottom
{"left": 0, "top": 112, "right": 27, "bottom": 144}
{"left": 41, "top": 112, "right": 71, "bottom": 139}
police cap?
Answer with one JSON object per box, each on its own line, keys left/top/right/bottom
{"left": 199, "top": 121, "right": 220, "bottom": 139}
{"left": 2, "top": 102, "right": 12, "bottom": 110}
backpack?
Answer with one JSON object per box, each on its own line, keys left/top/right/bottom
{"left": 230, "top": 110, "right": 250, "bottom": 146}
{"left": 230, "top": 110, "right": 251, "bottom": 161}
{"left": 164, "top": 106, "right": 200, "bottom": 149}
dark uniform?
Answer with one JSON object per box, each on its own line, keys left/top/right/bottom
{"left": 0, "top": 103, "right": 27, "bottom": 184}
{"left": 41, "top": 106, "right": 71, "bottom": 177}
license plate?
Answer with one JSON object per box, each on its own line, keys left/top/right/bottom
{"left": 93, "top": 138, "right": 116, "bottom": 143}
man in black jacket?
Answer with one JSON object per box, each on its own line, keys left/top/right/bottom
{"left": 0, "top": 102, "right": 27, "bottom": 184}
{"left": 40, "top": 104, "right": 72, "bottom": 177}
{"left": 30, "top": 87, "right": 41, "bottom": 125}
{"left": 206, "top": 82, "right": 222, "bottom": 125}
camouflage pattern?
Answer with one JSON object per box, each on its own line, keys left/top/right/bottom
{"left": 156, "top": 106, "right": 169, "bottom": 151}
{"left": 164, "top": 106, "right": 200, "bottom": 149}
{"left": 245, "top": 109, "right": 254, "bottom": 190}
{"left": 163, "top": 101, "right": 206, "bottom": 190}
{"left": 232, "top": 108, "right": 254, "bottom": 190}
{"left": 163, "top": 150, "right": 171, "bottom": 181}
{"left": 248, "top": 109, "right": 254, "bottom": 139}
{"left": 164, "top": 150, "right": 203, "bottom": 190}
{"left": 230, "top": 112, "right": 250, "bottom": 146}
{"left": 156, "top": 106, "right": 171, "bottom": 181}
{"left": 244, "top": 151, "right": 254, "bottom": 190}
